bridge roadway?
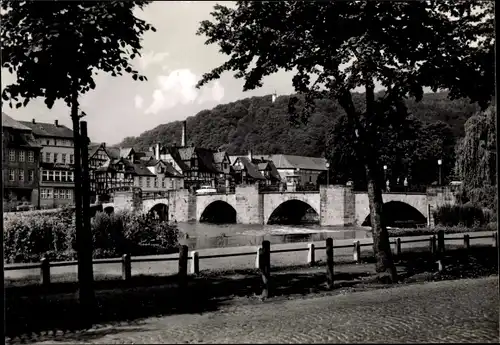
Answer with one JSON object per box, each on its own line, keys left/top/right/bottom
{"left": 27, "top": 277, "right": 499, "bottom": 344}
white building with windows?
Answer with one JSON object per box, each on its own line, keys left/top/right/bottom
{"left": 20, "top": 119, "right": 75, "bottom": 208}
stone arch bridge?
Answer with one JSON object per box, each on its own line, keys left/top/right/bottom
{"left": 104, "top": 184, "right": 458, "bottom": 226}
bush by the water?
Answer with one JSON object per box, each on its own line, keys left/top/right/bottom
{"left": 4, "top": 209, "right": 180, "bottom": 264}
{"left": 433, "top": 204, "right": 491, "bottom": 228}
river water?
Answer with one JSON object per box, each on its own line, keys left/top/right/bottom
{"left": 176, "top": 222, "right": 372, "bottom": 251}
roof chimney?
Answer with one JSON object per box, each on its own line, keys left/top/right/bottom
{"left": 32, "top": 119, "right": 36, "bottom": 124}
{"left": 102, "top": 142, "right": 106, "bottom": 148}
{"left": 181, "top": 120, "right": 187, "bottom": 147}
{"left": 248, "top": 149, "right": 253, "bottom": 162}
{"left": 54, "top": 119, "right": 59, "bottom": 127}
{"left": 155, "top": 143, "right": 160, "bottom": 160}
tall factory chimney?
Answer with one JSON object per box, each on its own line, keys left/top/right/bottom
{"left": 155, "top": 143, "right": 160, "bottom": 160}
{"left": 181, "top": 120, "right": 187, "bottom": 147}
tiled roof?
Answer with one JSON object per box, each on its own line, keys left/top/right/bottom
{"left": 196, "top": 148, "right": 221, "bottom": 174}
{"left": 105, "top": 147, "right": 121, "bottom": 160}
{"left": 213, "top": 151, "right": 228, "bottom": 164}
{"left": 161, "top": 160, "right": 183, "bottom": 178}
{"left": 2, "top": 113, "right": 32, "bottom": 131}
{"left": 178, "top": 147, "right": 196, "bottom": 160}
{"left": 132, "top": 162, "right": 156, "bottom": 177}
{"left": 258, "top": 154, "right": 327, "bottom": 171}
{"left": 236, "top": 157, "right": 266, "bottom": 180}
{"left": 19, "top": 120, "right": 73, "bottom": 138}
{"left": 120, "top": 147, "right": 134, "bottom": 158}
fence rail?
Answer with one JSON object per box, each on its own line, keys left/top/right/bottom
{"left": 4, "top": 232, "right": 497, "bottom": 287}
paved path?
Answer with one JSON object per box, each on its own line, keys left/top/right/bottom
{"left": 29, "top": 277, "right": 499, "bottom": 344}
{"left": 5, "top": 231, "right": 495, "bottom": 284}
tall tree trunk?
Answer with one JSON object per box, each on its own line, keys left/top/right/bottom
{"left": 336, "top": 86, "right": 398, "bottom": 283}
{"left": 71, "top": 79, "right": 94, "bottom": 325}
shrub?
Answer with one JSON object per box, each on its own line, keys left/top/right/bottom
{"left": 433, "top": 204, "right": 490, "bottom": 228}
{"left": 4, "top": 209, "right": 180, "bottom": 263}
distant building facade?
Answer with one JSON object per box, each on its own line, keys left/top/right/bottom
{"left": 20, "top": 119, "right": 75, "bottom": 208}
{"left": 2, "top": 114, "right": 42, "bottom": 211}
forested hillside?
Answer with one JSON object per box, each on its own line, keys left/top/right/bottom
{"left": 118, "top": 92, "right": 479, "bottom": 156}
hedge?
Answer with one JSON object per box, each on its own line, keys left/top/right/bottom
{"left": 4, "top": 209, "right": 180, "bottom": 264}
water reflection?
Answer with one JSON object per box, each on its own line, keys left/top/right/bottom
{"left": 176, "top": 222, "right": 372, "bottom": 251}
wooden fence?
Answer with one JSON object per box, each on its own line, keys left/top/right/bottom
{"left": 5, "top": 231, "right": 497, "bottom": 291}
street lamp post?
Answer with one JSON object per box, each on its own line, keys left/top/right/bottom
{"left": 325, "top": 162, "right": 330, "bottom": 187}
{"left": 437, "top": 159, "right": 442, "bottom": 186}
{"left": 383, "top": 165, "right": 387, "bottom": 191}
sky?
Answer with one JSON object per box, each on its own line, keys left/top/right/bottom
{"left": 2, "top": 1, "right": 301, "bottom": 145}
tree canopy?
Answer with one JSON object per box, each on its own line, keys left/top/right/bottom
{"left": 118, "top": 91, "right": 478, "bottom": 156}
{"left": 195, "top": 0, "right": 495, "bottom": 282}
{"left": 1, "top": 1, "right": 155, "bottom": 109}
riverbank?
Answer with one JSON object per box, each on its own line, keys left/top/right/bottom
{"left": 5, "top": 244, "right": 498, "bottom": 339}
{"left": 5, "top": 230, "right": 495, "bottom": 286}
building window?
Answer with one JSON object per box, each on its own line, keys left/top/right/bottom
{"left": 54, "top": 189, "right": 59, "bottom": 199}
{"left": 45, "top": 152, "right": 50, "bottom": 162}
{"left": 65, "top": 189, "right": 72, "bottom": 200}
{"left": 47, "top": 189, "right": 53, "bottom": 199}
{"left": 19, "top": 150, "right": 25, "bottom": 162}
{"left": 28, "top": 151, "right": 34, "bottom": 162}
{"left": 162, "top": 178, "right": 166, "bottom": 188}
{"left": 154, "top": 177, "right": 158, "bottom": 187}
{"left": 42, "top": 170, "right": 48, "bottom": 181}
{"left": 70, "top": 154, "right": 74, "bottom": 164}
{"left": 146, "top": 177, "right": 151, "bottom": 188}
{"left": 54, "top": 153, "right": 58, "bottom": 163}
{"left": 62, "top": 153, "right": 67, "bottom": 164}
{"left": 9, "top": 149, "right": 15, "bottom": 162}
{"left": 41, "top": 189, "right": 47, "bottom": 199}
{"left": 46, "top": 139, "right": 50, "bottom": 145}
{"left": 8, "top": 169, "right": 15, "bottom": 181}
{"left": 48, "top": 170, "right": 54, "bottom": 182}
{"left": 28, "top": 170, "right": 34, "bottom": 182}
{"left": 18, "top": 170, "right": 24, "bottom": 181}
{"left": 309, "top": 176, "right": 312, "bottom": 183}
{"left": 69, "top": 171, "right": 74, "bottom": 182}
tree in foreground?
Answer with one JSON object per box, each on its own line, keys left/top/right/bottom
{"left": 196, "top": 1, "right": 494, "bottom": 282}
{"left": 1, "top": 1, "right": 155, "bottom": 321}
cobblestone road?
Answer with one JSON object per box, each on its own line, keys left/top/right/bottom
{"left": 30, "top": 277, "right": 498, "bottom": 344}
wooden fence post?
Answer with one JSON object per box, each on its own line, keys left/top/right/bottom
{"left": 40, "top": 257, "right": 50, "bottom": 286}
{"left": 121, "top": 254, "right": 131, "bottom": 281}
{"left": 353, "top": 240, "right": 361, "bottom": 263}
{"left": 326, "top": 238, "right": 334, "bottom": 290}
{"left": 430, "top": 235, "right": 437, "bottom": 254}
{"left": 190, "top": 251, "right": 199, "bottom": 275}
{"left": 307, "top": 243, "right": 315, "bottom": 267}
{"left": 395, "top": 238, "right": 402, "bottom": 257}
{"left": 463, "top": 234, "right": 470, "bottom": 250}
{"left": 178, "top": 245, "right": 188, "bottom": 288}
{"left": 259, "top": 240, "right": 271, "bottom": 298}
{"left": 437, "top": 230, "right": 445, "bottom": 254}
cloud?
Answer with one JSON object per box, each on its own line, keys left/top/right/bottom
{"left": 138, "top": 51, "right": 170, "bottom": 70}
{"left": 134, "top": 95, "right": 144, "bottom": 109}
{"left": 144, "top": 68, "right": 225, "bottom": 115}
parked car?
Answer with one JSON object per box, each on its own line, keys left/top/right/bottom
{"left": 16, "top": 202, "right": 34, "bottom": 212}
{"left": 196, "top": 185, "right": 217, "bottom": 195}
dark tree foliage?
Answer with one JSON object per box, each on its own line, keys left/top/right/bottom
{"left": 323, "top": 114, "right": 457, "bottom": 189}
{"left": 1, "top": 0, "right": 155, "bottom": 319}
{"left": 194, "top": 1, "right": 494, "bottom": 282}
{"left": 118, "top": 91, "right": 478, "bottom": 156}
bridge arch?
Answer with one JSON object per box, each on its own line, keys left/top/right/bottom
{"left": 361, "top": 201, "right": 427, "bottom": 228}
{"left": 200, "top": 200, "right": 237, "bottom": 224}
{"left": 103, "top": 206, "right": 114, "bottom": 214}
{"left": 148, "top": 203, "right": 168, "bottom": 221}
{"left": 267, "top": 199, "right": 320, "bottom": 225}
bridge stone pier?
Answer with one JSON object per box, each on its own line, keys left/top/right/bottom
{"left": 104, "top": 184, "right": 459, "bottom": 226}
